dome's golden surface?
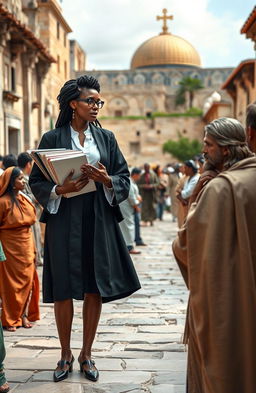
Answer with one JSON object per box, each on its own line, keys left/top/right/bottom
{"left": 131, "top": 33, "right": 201, "bottom": 69}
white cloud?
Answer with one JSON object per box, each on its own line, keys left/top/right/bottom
{"left": 61, "top": 0, "right": 255, "bottom": 70}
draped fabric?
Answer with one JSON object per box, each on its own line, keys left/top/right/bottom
{"left": 173, "top": 157, "right": 256, "bottom": 393}
{"left": 0, "top": 171, "right": 40, "bottom": 327}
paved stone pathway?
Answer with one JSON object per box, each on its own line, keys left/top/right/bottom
{"left": 4, "top": 214, "right": 188, "bottom": 392}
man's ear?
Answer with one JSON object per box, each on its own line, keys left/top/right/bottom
{"left": 222, "top": 146, "right": 229, "bottom": 157}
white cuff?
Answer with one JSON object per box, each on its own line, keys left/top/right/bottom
{"left": 50, "top": 185, "right": 60, "bottom": 200}
{"left": 103, "top": 183, "right": 115, "bottom": 206}
{"left": 47, "top": 185, "right": 62, "bottom": 214}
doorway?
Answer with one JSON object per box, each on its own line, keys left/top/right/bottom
{"left": 8, "top": 127, "right": 19, "bottom": 155}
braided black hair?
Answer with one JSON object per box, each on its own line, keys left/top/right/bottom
{"left": 55, "top": 75, "right": 102, "bottom": 128}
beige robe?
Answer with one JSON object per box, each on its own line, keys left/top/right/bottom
{"left": 175, "top": 175, "right": 188, "bottom": 228}
{"left": 168, "top": 173, "right": 179, "bottom": 219}
{"left": 173, "top": 157, "right": 256, "bottom": 393}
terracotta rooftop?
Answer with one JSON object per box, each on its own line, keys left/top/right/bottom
{"left": 221, "top": 59, "right": 255, "bottom": 89}
{"left": 0, "top": 3, "right": 56, "bottom": 63}
{"left": 241, "top": 6, "right": 256, "bottom": 34}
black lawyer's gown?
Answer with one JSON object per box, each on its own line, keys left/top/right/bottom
{"left": 29, "top": 123, "right": 141, "bottom": 303}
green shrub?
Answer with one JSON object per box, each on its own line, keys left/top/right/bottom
{"left": 163, "top": 136, "right": 202, "bottom": 161}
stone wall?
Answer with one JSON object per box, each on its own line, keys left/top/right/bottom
{"left": 100, "top": 115, "right": 204, "bottom": 167}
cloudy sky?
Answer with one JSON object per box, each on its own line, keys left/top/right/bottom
{"left": 60, "top": 0, "right": 255, "bottom": 70}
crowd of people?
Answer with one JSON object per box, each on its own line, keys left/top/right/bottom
{"left": 118, "top": 157, "right": 205, "bottom": 256}
{"left": 0, "top": 73, "right": 256, "bottom": 393}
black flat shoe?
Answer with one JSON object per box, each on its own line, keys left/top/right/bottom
{"left": 53, "top": 355, "right": 74, "bottom": 382}
{"left": 79, "top": 359, "right": 99, "bottom": 382}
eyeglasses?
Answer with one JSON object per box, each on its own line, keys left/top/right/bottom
{"left": 76, "top": 98, "right": 104, "bottom": 109}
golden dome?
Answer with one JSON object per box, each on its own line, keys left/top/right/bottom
{"left": 131, "top": 33, "right": 201, "bottom": 69}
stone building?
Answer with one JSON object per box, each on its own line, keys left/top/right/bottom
{"left": 0, "top": 0, "right": 86, "bottom": 154}
{"left": 76, "top": 9, "right": 233, "bottom": 165}
{"left": 35, "top": 0, "right": 72, "bottom": 134}
{"left": 70, "top": 39, "right": 86, "bottom": 77}
{"left": 0, "top": 0, "right": 55, "bottom": 154}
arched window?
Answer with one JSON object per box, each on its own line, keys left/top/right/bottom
{"left": 134, "top": 74, "right": 145, "bottom": 85}
{"left": 152, "top": 73, "right": 164, "bottom": 85}
{"left": 211, "top": 72, "right": 222, "bottom": 85}
{"left": 190, "top": 72, "right": 200, "bottom": 80}
{"left": 171, "top": 72, "right": 182, "bottom": 87}
{"left": 116, "top": 74, "right": 127, "bottom": 85}
{"left": 108, "top": 96, "right": 129, "bottom": 117}
{"left": 98, "top": 74, "right": 109, "bottom": 87}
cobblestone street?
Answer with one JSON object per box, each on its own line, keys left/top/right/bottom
{"left": 4, "top": 214, "right": 188, "bottom": 393}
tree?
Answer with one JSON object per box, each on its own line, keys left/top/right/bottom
{"left": 163, "top": 136, "right": 202, "bottom": 162}
{"left": 175, "top": 77, "right": 204, "bottom": 108}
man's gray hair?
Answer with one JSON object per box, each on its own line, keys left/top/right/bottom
{"left": 205, "top": 117, "right": 253, "bottom": 169}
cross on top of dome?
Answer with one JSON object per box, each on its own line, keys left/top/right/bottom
{"left": 156, "top": 8, "right": 173, "bottom": 35}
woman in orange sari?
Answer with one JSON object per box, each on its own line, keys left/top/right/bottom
{"left": 0, "top": 167, "right": 40, "bottom": 331}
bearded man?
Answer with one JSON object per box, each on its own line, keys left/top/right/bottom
{"left": 173, "top": 117, "right": 256, "bottom": 393}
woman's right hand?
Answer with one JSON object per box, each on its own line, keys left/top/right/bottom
{"left": 55, "top": 170, "right": 89, "bottom": 195}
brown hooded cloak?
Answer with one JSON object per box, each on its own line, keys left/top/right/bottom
{"left": 173, "top": 156, "right": 256, "bottom": 393}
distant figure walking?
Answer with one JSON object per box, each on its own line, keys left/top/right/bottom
{"left": 138, "top": 163, "right": 158, "bottom": 226}
{"left": 154, "top": 165, "right": 168, "bottom": 221}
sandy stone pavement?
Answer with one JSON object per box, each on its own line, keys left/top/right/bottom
{"left": 3, "top": 213, "right": 188, "bottom": 393}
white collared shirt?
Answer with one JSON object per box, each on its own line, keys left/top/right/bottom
{"left": 47, "top": 125, "right": 114, "bottom": 213}
{"left": 70, "top": 125, "right": 100, "bottom": 165}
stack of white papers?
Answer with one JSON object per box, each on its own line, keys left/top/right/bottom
{"left": 28, "top": 149, "right": 96, "bottom": 198}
